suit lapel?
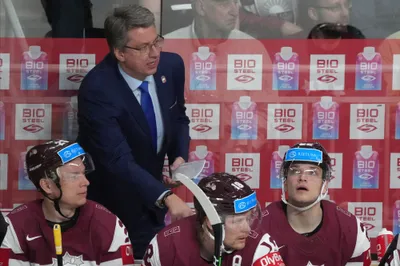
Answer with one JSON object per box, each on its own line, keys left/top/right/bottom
{"left": 112, "top": 61, "right": 151, "bottom": 137}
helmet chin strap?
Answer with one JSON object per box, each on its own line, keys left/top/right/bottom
{"left": 53, "top": 183, "right": 74, "bottom": 220}
{"left": 202, "top": 223, "right": 233, "bottom": 254}
{"left": 42, "top": 182, "right": 73, "bottom": 220}
{"left": 281, "top": 179, "right": 329, "bottom": 212}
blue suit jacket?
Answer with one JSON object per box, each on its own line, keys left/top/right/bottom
{"left": 77, "top": 52, "right": 190, "bottom": 246}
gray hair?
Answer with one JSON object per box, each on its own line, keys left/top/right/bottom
{"left": 104, "top": 5, "right": 155, "bottom": 53}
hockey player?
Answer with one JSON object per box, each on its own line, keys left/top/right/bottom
{"left": 142, "top": 172, "right": 285, "bottom": 266}
{"left": 262, "top": 142, "right": 371, "bottom": 266}
{"left": 0, "top": 140, "right": 135, "bottom": 265}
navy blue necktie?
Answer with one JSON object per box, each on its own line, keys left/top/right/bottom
{"left": 138, "top": 81, "right": 157, "bottom": 151}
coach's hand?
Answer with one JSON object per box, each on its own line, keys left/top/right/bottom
{"left": 165, "top": 194, "right": 194, "bottom": 223}
{"left": 163, "top": 157, "right": 185, "bottom": 188}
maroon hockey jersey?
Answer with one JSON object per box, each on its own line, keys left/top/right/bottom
{"left": 142, "top": 215, "right": 285, "bottom": 266}
{"left": 0, "top": 199, "right": 135, "bottom": 265}
{"left": 262, "top": 201, "right": 371, "bottom": 266}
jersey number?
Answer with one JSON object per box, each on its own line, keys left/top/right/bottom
{"left": 143, "top": 244, "right": 154, "bottom": 266}
{"left": 232, "top": 255, "right": 242, "bottom": 266}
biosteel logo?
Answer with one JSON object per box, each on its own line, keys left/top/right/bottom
{"left": 354, "top": 206, "right": 377, "bottom": 231}
{"left": 233, "top": 59, "right": 256, "bottom": 84}
{"left": 231, "top": 157, "right": 254, "bottom": 183}
{"left": 316, "top": 59, "right": 339, "bottom": 84}
{"left": 356, "top": 108, "right": 379, "bottom": 133}
{"left": 22, "top": 108, "right": 45, "bottom": 133}
{"left": 191, "top": 108, "right": 213, "bottom": 133}
{"left": 274, "top": 108, "right": 296, "bottom": 132}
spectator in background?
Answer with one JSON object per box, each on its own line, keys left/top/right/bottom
{"left": 163, "top": 0, "right": 272, "bottom": 71}
{"left": 302, "top": 23, "right": 365, "bottom": 93}
{"left": 41, "top": 0, "right": 104, "bottom": 38}
{"left": 77, "top": 5, "right": 193, "bottom": 259}
{"left": 240, "top": 0, "right": 304, "bottom": 38}
{"left": 41, "top": 0, "right": 93, "bottom": 37}
{"left": 164, "top": 0, "right": 254, "bottom": 39}
{"left": 161, "top": 0, "right": 195, "bottom": 35}
{"left": 0, "top": 140, "right": 135, "bottom": 265}
{"left": 162, "top": 0, "right": 274, "bottom": 113}
{"left": 241, "top": 0, "right": 296, "bottom": 23}
{"left": 306, "top": 22, "right": 365, "bottom": 55}
{"left": 307, "top": 22, "right": 365, "bottom": 51}
{"left": 294, "top": 0, "right": 351, "bottom": 38}
{"left": 162, "top": 0, "right": 303, "bottom": 39}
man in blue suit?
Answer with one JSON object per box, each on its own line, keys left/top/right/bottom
{"left": 77, "top": 5, "right": 193, "bottom": 259}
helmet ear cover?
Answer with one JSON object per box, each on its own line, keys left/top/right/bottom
{"left": 45, "top": 168, "right": 60, "bottom": 183}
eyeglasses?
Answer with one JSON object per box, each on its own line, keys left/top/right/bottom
{"left": 124, "top": 35, "right": 164, "bottom": 55}
{"left": 314, "top": 1, "right": 352, "bottom": 12}
{"left": 288, "top": 167, "right": 321, "bottom": 177}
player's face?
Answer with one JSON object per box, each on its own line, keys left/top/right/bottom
{"left": 284, "top": 163, "right": 325, "bottom": 207}
{"left": 58, "top": 157, "right": 90, "bottom": 208}
{"left": 223, "top": 210, "right": 253, "bottom": 250}
{"left": 114, "top": 26, "right": 162, "bottom": 80}
{"left": 310, "top": 0, "right": 351, "bottom": 25}
{"left": 201, "top": 0, "right": 239, "bottom": 33}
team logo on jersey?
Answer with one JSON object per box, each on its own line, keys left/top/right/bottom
{"left": 252, "top": 234, "right": 285, "bottom": 266}
{"left": 52, "top": 252, "right": 84, "bottom": 265}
